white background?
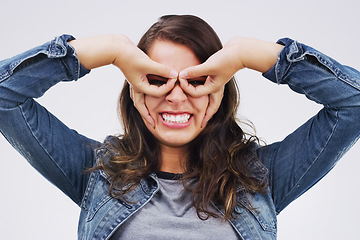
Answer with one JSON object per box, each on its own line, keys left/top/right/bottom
{"left": 0, "top": 0, "right": 359, "bottom": 239}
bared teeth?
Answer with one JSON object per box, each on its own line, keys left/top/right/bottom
{"left": 162, "top": 113, "right": 191, "bottom": 123}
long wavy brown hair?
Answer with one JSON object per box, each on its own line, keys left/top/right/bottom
{"left": 94, "top": 15, "right": 268, "bottom": 221}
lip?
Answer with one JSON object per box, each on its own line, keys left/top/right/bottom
{"left": 159, "top": 112, "right": 192, "bottom": 129}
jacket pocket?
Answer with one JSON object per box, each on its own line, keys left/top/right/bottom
{"left": 236, "top": 192, "right": 277, "bottom": 234}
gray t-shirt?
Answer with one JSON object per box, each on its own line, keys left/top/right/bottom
{"left": 110, "top": 172, "right": 239, "bottom": 239}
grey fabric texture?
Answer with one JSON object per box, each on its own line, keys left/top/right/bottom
{"left": 110, "top": 174, "right": 239, "bottom": 239}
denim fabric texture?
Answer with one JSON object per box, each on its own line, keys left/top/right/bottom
{"left": 0, "top": 35, "right": 359, "bottom": 240}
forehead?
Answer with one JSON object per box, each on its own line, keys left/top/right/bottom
{"left": 147, "top": 40, "right": 201, "bottom": 70}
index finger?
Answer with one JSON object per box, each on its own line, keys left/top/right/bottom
{"left": 179, "top": 76, "right": 221, "bottom": 97}
{"left": 136, "top": 77, "right": 177, "bottom": 97}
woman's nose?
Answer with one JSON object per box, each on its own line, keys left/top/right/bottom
{"left": 165, "top": 82, "right": 187, "bottom": 104}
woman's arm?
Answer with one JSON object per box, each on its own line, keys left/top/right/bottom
{"left": 258, "top": 38, "right": 360, "bottom": 213}
{"left": 180, "top": 37, "right": 360, "bottom": 213}
{"left": 0, "top": 34, "right": 177, "bottom": 203}
{"left": 0, "top": 35, "right": 97, "bottom": 204}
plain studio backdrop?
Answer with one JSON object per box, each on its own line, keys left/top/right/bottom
{"left": 0, "top": 0, "right": 359, "bottom": 239}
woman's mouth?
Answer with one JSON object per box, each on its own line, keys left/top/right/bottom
{"left": 159, "top": 113, "right": 192, "bottom": 128}
{"left": 161, "top": 113, "right": 191, "bottom": 123}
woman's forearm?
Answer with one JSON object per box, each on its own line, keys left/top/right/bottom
{"left": 225, "top": 37, "right": 284, "bottom": 73}
{"left": 69, "top": 34, "right": 133, "bottom": 70}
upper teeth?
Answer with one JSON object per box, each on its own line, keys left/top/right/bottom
{"left": 162, "top": 113, "right": 191, "bottom": 123}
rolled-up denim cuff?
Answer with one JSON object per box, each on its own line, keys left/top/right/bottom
{"left": 49, "top": 34, "right": 91, "bottom": 80}
{"left": 262, "top": 38, "right": 305, "bottom": 84}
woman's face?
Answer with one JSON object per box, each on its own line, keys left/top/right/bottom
{"left": 143, "top": 40, "right": 209, "bottom": 149}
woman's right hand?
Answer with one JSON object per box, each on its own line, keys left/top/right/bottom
{"left": 112, "top": 35, "right": 178, "bottom": 128}
{"left": 70, "top": 34, "right": 178, "bottom": 128}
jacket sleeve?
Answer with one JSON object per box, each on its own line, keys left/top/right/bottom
{"left": 257, "top": 38, "right": 360, "bottom": 214}
{"left": 0, "top": 34, "right": 100, "bottom": 205}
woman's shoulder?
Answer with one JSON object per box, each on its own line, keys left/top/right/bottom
{"left": 95, "top": 135, "right": 123, "bottom": 158}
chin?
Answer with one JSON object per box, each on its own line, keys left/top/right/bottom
{"left": 159, "top": 139, "right": 191, "bottom": 148}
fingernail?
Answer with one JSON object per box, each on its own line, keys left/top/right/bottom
{"left": 201, "top": 119, "right": 207, "bottom": 128}
{"left": 150, "top": 121, "right": 155, "bottom": 129}
{"left": 170, "top": 70, "right": 178, "bottom": 79}
{"left": 179, "top": 71, "right": 188, "bottom": 79}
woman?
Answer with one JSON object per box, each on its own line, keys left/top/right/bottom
{"left": 0, "top": 15, "right": 359, "bottom": 239}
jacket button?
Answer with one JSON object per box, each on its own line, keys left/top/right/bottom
{"left": 234, "top": 206, "right": 244, "bottom": 214}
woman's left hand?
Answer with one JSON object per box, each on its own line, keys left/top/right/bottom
{"left": 178, "top": 38, "right": 245, "bottom": 127}
{"left": 179, "top": 37, "right": 283, "bottom": 127}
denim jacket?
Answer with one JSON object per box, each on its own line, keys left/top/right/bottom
{"left": 0, "top": 35, "right": 359, "bottom": 240}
